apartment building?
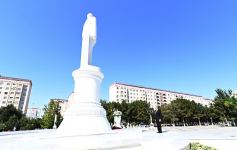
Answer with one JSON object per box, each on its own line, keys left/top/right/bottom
{"left": 0, "top": 75, "right": 32, "bottom": 114}
{"left": 52, "top": 98, "right": 68, "bottom": 117}
{"left": 109, "top": 83, "right": 212, "bottom": 110}
{"left": 26, "top": 107, "right": 42, "bottom": 119}
{"left": 233, "top": 90, "right": 237, "bottom": 98}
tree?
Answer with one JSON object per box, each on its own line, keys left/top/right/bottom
{"left": 40, "top": 100, "right": 63, "bottom": 129}
{"left": 101, "top": 100, "right": 121, "bottom": 124}
{"left": 19, "top": 116, "right": 41, "bottom": 130}
{"left": 101, "top": 100, "right": 151, "bottom": 126}
{"left": 125, "top": 100, "right": 150, "bottom": 125}
{"left": 0, "top": 104, "right": 22, "bottom": 123}
{"left": 0, "top": 105, "right": 23, "bottom": 131}
{"left": 161, "top": 104, "right": 178, "bottom": 126}
{"left": 213, "top": 89, "right": 237, "bottom": 125}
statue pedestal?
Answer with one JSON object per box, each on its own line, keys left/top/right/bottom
{"left": 57, "top": 65, "right": 111, "bottom": 135}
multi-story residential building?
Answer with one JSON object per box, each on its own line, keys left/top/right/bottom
{"left": 233, "top": 90, "right": 237, "bottom": 98}
{"left": 0, "top": 75, "right": 32, "bottom": 114}
{"left": 109, "top": 83, "right": 212, "bottom": 110}
{"left": 26, "top": 107, "right": 42, "bottom": 119}
{"left": 52, "top": 98, "right": 68, "bottom": 117}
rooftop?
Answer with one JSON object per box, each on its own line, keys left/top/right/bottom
{"left": 0, "top": 75, "right": 32, "bottom": 84}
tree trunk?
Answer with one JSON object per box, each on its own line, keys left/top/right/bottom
{"left": 198, "top": 119, "right": 201, "bottom": 126}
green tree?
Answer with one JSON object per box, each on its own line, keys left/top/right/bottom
{"left": 0, "top": 105, "right": 22, "bottom": 131}
{"left": 19, "top": 116, "right": 41, "bottom": 130}
{"left": 128, "top": 101, "right": 150, "bottom": 125}
{"left": 101, "top": 100, "right": 151, "bottom": 126}
{"left": 161, "top": 104, "right": 178, "bottom": 126}
{"left": 40, "top": 100, "right": 63, "bottom": 129}
{"left": 101, "top": 100, "right": 121, "bottom": 124}
{"left": 0, "top": 104, "right": 22, "bottom": 123}
{"left": 213, "top": 89, "right": 237, "bottom": 125}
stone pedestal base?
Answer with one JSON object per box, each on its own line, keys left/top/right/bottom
{"left": 57, "top": 65, "right": 111, "bottom": 136}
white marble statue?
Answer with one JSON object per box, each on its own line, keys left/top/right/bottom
{"left": 57, "top": 13, "right": 111, "bottom": 136}
{"left": 80, "top": 13, "right": 97, "bottom": 67}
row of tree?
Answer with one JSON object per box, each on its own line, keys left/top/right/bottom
{"left": 0, "top": 100, "right": 63, "bottom": 132}
{"left": 101, "top": 89, "right": 237, "bottom": 126}
{"left": 101, "top": 100, "right": 151, "bottom": 126}
{"left": 1, "top": 89, "right": 236, "bottom": 131}
{"left": 161, "top": 89, "right": 237, "bottom": 126}
{"left": 0, "top": 105, "right": 41, "bottom": 131}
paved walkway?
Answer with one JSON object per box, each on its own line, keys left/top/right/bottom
{"left": 141, "top": 126, "right": 237, "bottom": 150}
{"left": 0, "top": 126, "right": 237, "bottom": 150}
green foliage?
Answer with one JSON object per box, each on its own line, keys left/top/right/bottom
{"left": 190, "top": 142, "right": 217, "bottom": 150}
{"left": 0, "top": 105, "right": 22, "bottom": 123}
{"left": 40, "top": 100, "right": 63, "bottom": 129}
{"left": 101, "top": 88, "right": 237, "bottom": 127}
{"left": 0, "top": 105, "right": 41, "bottom": 131}
{"left": 0, "top": 105, "right": 22, "bottom": 131}
{"left": 19, "top": 116, "right": 41, "bottom": 130}
{"left": 128, "top": 101, "right": 150, "bottom": 124}
{"left": 160, "top": 89, "right": 237, "bottom": 126}
{"left": 4, "top": 115, "right": 19, "bottom": 131}
{"left": 101, "top": 100, "right": 151, "bottom": 125}
{"left": 161, "top": 99, "right": 215, "bottom": 126}
{"left": 213, "top": 89, "right": 237, "bottom": 123}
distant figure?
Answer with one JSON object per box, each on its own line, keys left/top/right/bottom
{"left": 155, "top": 107, "right": 163, "bottom": 133}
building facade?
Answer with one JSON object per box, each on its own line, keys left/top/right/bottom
{"left": 109, "top": 83, "right": 212, "bottom": 110}
{"left": 26, "top": 107, "right": 42, "bottom": 119}
{"left": 52, "top": 98, "right": 68, "bottom": 117}
{"left": 233, "top": 90, "right": 237, "bottom": 98}
{"left": 0, "top": 76, "right": 32, "bottom": 114}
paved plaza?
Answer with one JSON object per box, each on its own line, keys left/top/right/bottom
{"left": 1, "top": 126, "right": 237, "bottom": 150}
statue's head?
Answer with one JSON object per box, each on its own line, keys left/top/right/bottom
{"left": 87, "top": 13, "right": 94, "bottom": 18}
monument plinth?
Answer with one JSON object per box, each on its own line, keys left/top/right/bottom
{"left": 57, "top": 13, "right": 111, "bottom": 135}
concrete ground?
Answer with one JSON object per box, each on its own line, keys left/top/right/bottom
{"left": 141, "top": 126, "right": 237, "bottom": 150}
{"left": 0, "top": 126, "right": 237, "bottom": 150}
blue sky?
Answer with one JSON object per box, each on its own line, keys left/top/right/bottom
{"left": 0, "top": 0, "right": 237, "bottom": 108}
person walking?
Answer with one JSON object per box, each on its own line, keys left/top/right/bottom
{"left": 155, "top": 107, "right": 163, "bottom": 133}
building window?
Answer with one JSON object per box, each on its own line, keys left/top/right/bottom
{"left": 5, "top": 87, "right": 9, "bottom": 90}
{"left": 4, "top": 92, "right": 8, "bottom": 95}
{"left": 7, "top": 83, "right": 10, "bottom": 85}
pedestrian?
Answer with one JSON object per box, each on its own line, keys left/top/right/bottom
{"left": 156, "top": 107, "right": 163, "bottom": 133}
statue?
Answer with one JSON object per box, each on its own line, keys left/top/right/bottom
{"left": 80, "top": 13, "right": 97, "bottom": 67}
{"left": 112, "top": 110, "right": 122, "bottom": 129}
{"left": 57, "top": 13, "right": 111, "bottom": 136}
